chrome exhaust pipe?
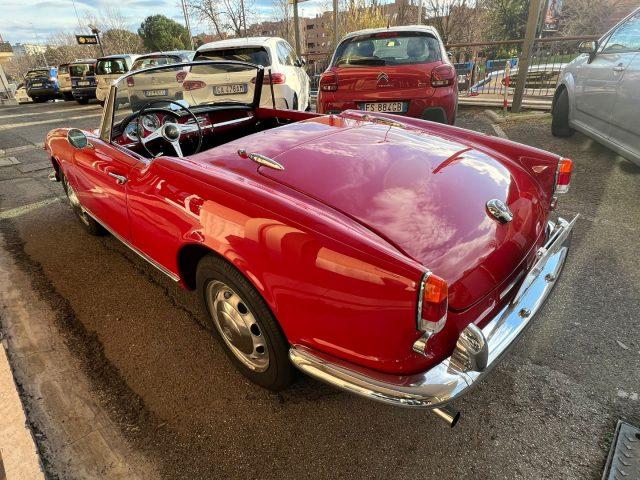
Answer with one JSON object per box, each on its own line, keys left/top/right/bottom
{"left": 432, "top": 406, "right": 460, "bottom": 427}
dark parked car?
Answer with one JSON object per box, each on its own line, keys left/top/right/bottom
{"left": 25, "top": 67, "right": 59, "bottom": 102}
{"left": 70, "top": 59, "right": 97, "bottom": 104}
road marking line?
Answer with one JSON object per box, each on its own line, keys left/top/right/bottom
{"left": 491, "top": 124, "right": 508, "bottom": 139}
{"left": 0, "top": 105, "right": 99, "bottom": 120}
{"left": 0, "top": 197, "right": 64, "bottom": 219}
{"left": 0, "top": 157, "right": 20, "bottom": 167}
{"left": 0, "top": 113, "right": 102, "bottom": 130}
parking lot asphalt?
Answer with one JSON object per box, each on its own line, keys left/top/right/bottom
{"left": 0, "top": 100, "right": 639, "bottom": 479}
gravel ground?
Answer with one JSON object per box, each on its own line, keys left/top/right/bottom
{"left": 0, "top": 101, "right": 638, "bottom": 479}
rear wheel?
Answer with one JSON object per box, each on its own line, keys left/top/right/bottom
{"left": 33, "top": 97, "right": 47, "bottom": 103}
{"left": 551, "top": 88, "right": 574, "bottom": 137}
{"left": 292, "top": 94, "right": 298, "bottom": 111}
{"left": 64, "top": 92, "right": 74, "bottom": 101}
{"left": 61, "top": 171, "right": 103, "bottom": 235}
{"left": 76, "top": 98, "right": 89, "bottom": 105}
{"left": 196, "top": 254, "right": 295, "bottom": 391}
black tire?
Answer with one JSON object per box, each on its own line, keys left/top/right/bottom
{"left": 551, "top": 88, "right": 574, "bottom": 137}
{"left": 196, "top": 254, "right": 295, "bottom": 391}
{"left": 64, "top": 92, "right": 74, "bottom": 101}
{"left": 76, "top": 98, "right": 89, "bottom": 105}
{"left": 292, "top": 94, "right": 299, "bottom": 111}
{"left": 60, "top": 170, "right": 104, "bottom": 235}
{"left": 33, "top": 97, "right": 47, "bottom": 103}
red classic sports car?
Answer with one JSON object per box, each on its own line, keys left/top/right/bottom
{"left": 45, "top": 60, "right": 575, "bottom": 425}
{"left": 317, "top": 26, "right": 458, "bottom": 124}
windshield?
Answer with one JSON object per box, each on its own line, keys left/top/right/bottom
{"left": 26, "top": 69, "right": 49, "bottom": 78}
{"left": 332, "top": 32, "right": 441, "bottom": 67}
{"left": 195, "top": 47, "right": 271, "bottom": 66}
{"left": 111, "top": 61, "right": 261, "bottom": 132}
{"left": 70, "top": 64, "right": 95, "bottom": 77}
{"left": 59, "top": 65, "right": 69, "bottom": 74}
{"left": 97, "top": 58, "right": 128, "bottom": 75}
{"left": 131, "top": 56, "right": 181, "bottom": 71}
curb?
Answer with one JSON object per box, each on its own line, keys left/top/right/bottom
{"left": 0, "top": 338, "right": 45, "bottom": 480}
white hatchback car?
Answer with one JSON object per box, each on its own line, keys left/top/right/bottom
{"left": 552, "top": 7, "right": 640, "bottom": 165}
{"left": 193, "top": 37, "right": 311, "bottom": 111}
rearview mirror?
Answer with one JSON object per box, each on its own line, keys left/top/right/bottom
{"left": 579, "top": 40, "right": 597, "bottom": 55}
{"left": 67, "top": 129, "right": 88, "bottom": 149}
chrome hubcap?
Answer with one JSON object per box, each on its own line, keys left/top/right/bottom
{"left": 63, "top": 176, "right": 90, "bottom": 226}
{"left": 206, "top": 280, "right": 269, "bottom": 372}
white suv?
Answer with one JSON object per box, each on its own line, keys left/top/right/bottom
{"left": 193, "top": 37, "right": 311, "bottom": 111}
{"left": 552, "top": 7, "right": 640, "bottom": 166}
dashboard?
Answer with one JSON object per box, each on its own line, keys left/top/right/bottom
{"left": 112, "top": 107, "right": 255, "bottom": 151}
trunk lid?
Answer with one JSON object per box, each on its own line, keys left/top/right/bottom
{"left": 257, "top": 116, "right": 549, "bottom": 310}
{"left": 334, "top": 64, "right": 436, "bottom": 98}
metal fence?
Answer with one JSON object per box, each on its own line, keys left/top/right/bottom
{"left": 302, "top": 35, "right": 599, "bottom": 101}
{"left": 448, "top": 36, "right": 599, "bottom": 99}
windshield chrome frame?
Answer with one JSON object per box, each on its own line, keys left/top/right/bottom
{"left": 99, "top": 60, "right": 264, "bottom": 143}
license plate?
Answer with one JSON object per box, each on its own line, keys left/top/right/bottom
{"left": 78, "top": 81, "right": 90, "bottom": 86}
{"left": 144, "top": 89, "right": 168, "bottom": 97}
{"left": 32, "top": 83, "right": 42, "bottom": 87}
{"left": 362, "top": 102, "right": 405, "bottom": 113}
{"left": 214, "top": 84, "right": 248, "bottom": 95}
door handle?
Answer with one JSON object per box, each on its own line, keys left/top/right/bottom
{"left": 107, "top": 172, "right": 127, "bottom": 185}
{"left": 613, "top": 65, "right": 626, "bottom": 72}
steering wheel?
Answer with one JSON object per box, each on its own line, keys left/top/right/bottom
{"left": 136, "top": 99, "right": 203, "bottom": 158}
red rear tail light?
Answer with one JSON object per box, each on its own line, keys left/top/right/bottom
{"left": 555, "top": 158, "right": 573, "bottom": 194}
{"left": 418, "top": 273, "right": 448, "bottom": 334}
{"left": 319, "top": 72, "right": 338, "bottom": 92}
{"left": 265, "top": 72, "right": 286, "bottom": 84}
{"left": 126, "top": 76, "right": 135, "bottom": 87}
{"left": 250, "top": 72, "right": 287, "bottom": 85}
{"left": 176, "top": 71, "right": 187, "bottom": 83}
{"left": 183, "top": 80, "right": 206, "bottom": 91}
{"left": 431, "top": 65, "right": 455, "bottom": 88}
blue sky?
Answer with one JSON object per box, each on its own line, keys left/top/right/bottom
{"left": 3, "top": 0, "right": 327, "bottom": 44}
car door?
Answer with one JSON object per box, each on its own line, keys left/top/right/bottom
{"left": 607, "top": 12, "right": 640, "bottom": 159}
{"left": 71, "top": 136, "right": 138, "bottom": 241}
{"left": 573, "top": 18, "right": 638, "bottom": 136}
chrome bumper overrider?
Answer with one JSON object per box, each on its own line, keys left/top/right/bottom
{"left": 289, "top": 216, "right": 578, "bottom": 409}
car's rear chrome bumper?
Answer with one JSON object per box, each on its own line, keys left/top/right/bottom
{"left": 289, "top": 216, "right": 577, "bottom": 409}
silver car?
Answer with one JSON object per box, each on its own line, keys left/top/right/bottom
{"left": 552, "top": 7, "right": 640, "bottom": 165}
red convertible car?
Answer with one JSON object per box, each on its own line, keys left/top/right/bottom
{"left": 45, "top": 61, "right": 575, "bottom": 425}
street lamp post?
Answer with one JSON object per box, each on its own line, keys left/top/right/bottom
{"left": 89, "top": 25, "right": 105, "bottom": 57}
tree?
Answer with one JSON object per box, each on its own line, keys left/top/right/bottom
{"left": 481, "top": 0, "right": 528, "bottom": 41}
{"left": 561, "top": 0, "right": 617, "bottom": 36}
{"left": 424, "top": 0, "right": 483, "bottom": 45}
{"left": 102, "top": 29, "right": 144, "bottom": 54}
{"left": 138, "top": 15, "right": 191, "bottom": 51}
{"left": 270, "top": 0, "right": 295, "bottom": 47}
{"left": 187, "top": 0, "right": 256, "bottom": 38}
{"left": 324, "top": 0, "right": 388, "bottom": 50}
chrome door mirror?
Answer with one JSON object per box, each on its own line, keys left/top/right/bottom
{"left": 579, "top": 40, "right": 597, "bottom": 59}
{"left": 67, "top": 128, "right": 89, "bottom": 149}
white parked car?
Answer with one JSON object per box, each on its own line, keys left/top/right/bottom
{"left": 193, "top": 37, "right": 311, "bottom": 111}
{"left": 125, "top": 51, "right": 194, "bottom": 111}
{"left": 95, "top": 54, "right": 138, "bottom": 105}
{"left": 552, "top": 7, "right": 640, "bottom": 165}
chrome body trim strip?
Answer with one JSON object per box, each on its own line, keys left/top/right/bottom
{"left": 82, "top": 207, "right": 181, "bottom": 282}
{"left": 289, "top": 216, "right": 578, "bottom": 409}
